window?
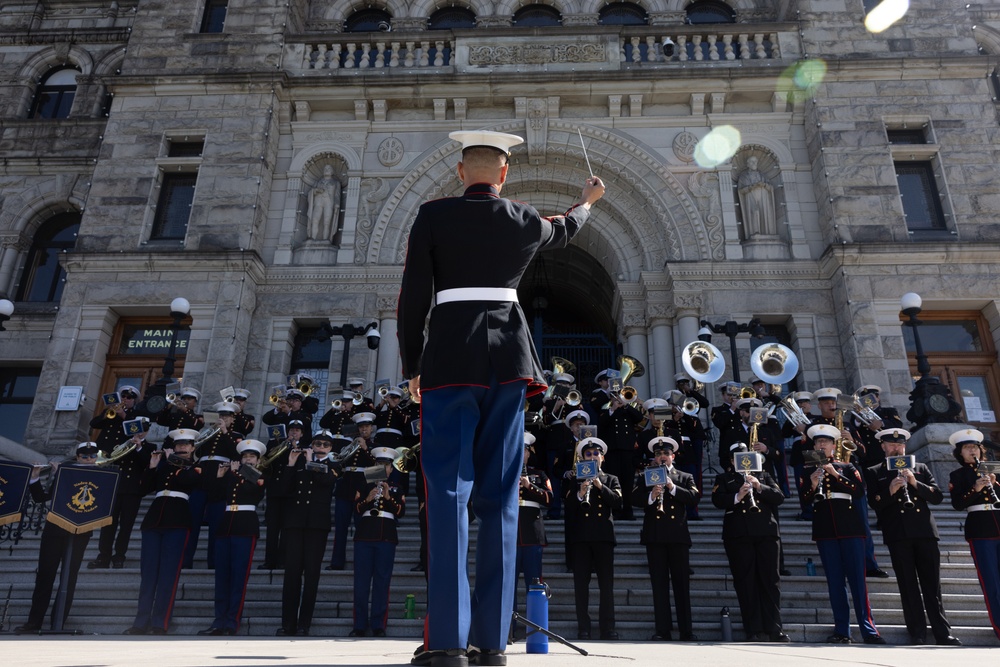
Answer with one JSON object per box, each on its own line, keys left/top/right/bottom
{"left": 887, "top": 129, "right": 926, "bottom": 145}
{"left": 599, "top": 2, "right": 648, "bottom": 25}
{"left": 513, "top": 4, "right": 561, "bottom": 27}
{"left": 151, "top": 173, "right": 197, "bottom": 240}
{"left": 291, "top": 326, "right": 332, "bottom": 412}
{"left": 0, "top": 368, "right": 40, "bottom": 443}
{"left": 895, "top": 162, "right": 946, "bottom": 231}
{"left": 200, "top": 0, "right": 227, "bottom": 33}
{"left": 345, "top": 8, "right": 391, "bottom": 32}
{"left": 16, "top": 213, "right": 79, "bottom": 303}
{"left": 685, "top": 0, "right": 735, "bottom": 24}
{"left": 429, "top": 7, "right": 476, "bottom": 30}
{"left": 28, "top": 68, "right": 79, "bottom": 119}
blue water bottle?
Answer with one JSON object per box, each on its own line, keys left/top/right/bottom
{"left": 805, "top": 558, "right": 817, "bottom": 576}
{"left": 526, "top": 578, "right": 549, "bottom": 654}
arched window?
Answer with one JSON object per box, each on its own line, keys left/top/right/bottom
{"left": 345, "top": 8, "right": 392, "bottom": 32}
{"left": 29, "top": 67, "right": 79, "bottom": 119}
{"left": 429, "top": 7, "right": 477, "bottom": 30}
{"left": 685, "top": 0, "right": 735, "bottom": 24}
{"left": 599, "top": 2, "right": 649, "bottom": 25}
{"left": 513, "top": 4, "right": 562, "bottom": 27}
{"left": 16, "top": 212, "right": 80, "bottom": 303}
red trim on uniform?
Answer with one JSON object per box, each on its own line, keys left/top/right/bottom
{"left": 161, "top": 529, "right": 191, "bottom": 630}
{"left": 233, "top": 537, "right": 257, "bottom": 628}
{"left": 419, "top": 398, "right": 431, "bottom": 649}
{"left": 379, "top": 582, "right": 392, "bottom": 631}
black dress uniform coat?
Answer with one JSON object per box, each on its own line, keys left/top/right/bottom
{"left": 855, "top": 407, "right": 902, "bottom": 468}
{"left": 518, "top": 466, "right": 551, "bottom": 546}
{"left": 949, "top": 463, "right": 1000, "bottom": 539}
{"left": 564, "top": 471, "right": 622, "bottom": 637}
{"left": 215, "top": 471, "right": 265, "bottom": 538}
{"left": 139, "top": 461, "right": 201, "bottom": 530}
{"left": 800, "top": 461, "right": 865, "bottom": 539}
{"left": 397, "top": 183, "right": 589, "bottom": 392}
{"left": 632, "top": 466, "right": 700, "bottom": 639}
{"left": 262, "top": 407, "right": 314, "bottom": 446}
{"left": 233, "top": 412, "right": 256, "bottom": 442}
{"left": 90, "top": 407, "right": 137, "bottom": 454}
{"left": 354, "top": 481, "right": 406, "bottom": 544}
{"left": 598, "top": 405, "right": 642, "bottom": 519}
{"left": 721, "top": 421, "right": 781, "bottom": 475}
{"left": 94, "top": 441, "right": 153, "bottom": 564}
{"left": 712, "top": 469, "right": 785, "bottom": 639}
{"left": 155, "top": 405, "right": 204, "bottom": 448}
{"left": 866, "top": 460, "right": 953, "bottom": 642}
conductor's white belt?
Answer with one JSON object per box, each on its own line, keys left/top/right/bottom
{"left": 155, "top": 490, "right": 190, "bottom": 501}
{"left": 519, "top": 500, "right": 542, "bottom": 509}
{"left": 199, "top": 456, "right": 231, "bottom": 463}
{"left": 378, "top": 428, "right": 402, "bottom": 436}
{"left": 967, "top": 504, "right": 999, "bottom": 513}
{"left": 817, "top": 492, "right": 852, "bottom": 502}
{"left": 371, "top": 510, "right": 396, "bottom": 520}
{"left": 225, "top": 505, "right": 256, "bottom": 512}
{"left": 436, "top": 288, "right": 519, "bottom": 304}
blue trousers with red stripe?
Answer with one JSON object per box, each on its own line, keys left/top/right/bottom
{"left": 134, "top": 527, "right": 188, "bottom": 631}
{"left": 212, "top": 535, "right": 256, "bottom": 631}
{"left": 353, "top": 540, "right": 396, "bottom": 631}
{"left": 421, "top": 376, "right": 526, "bottom": 652}
{"left": 969, "top": 538, "right": 1000, "bottom": 639}
{"left": 816, "top": 537, "right": 879, "bottom": 638}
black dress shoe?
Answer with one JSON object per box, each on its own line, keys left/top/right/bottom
{"left": 148, "top": 627, "right": 167, "bottom": 635}
{"left": 325, "top": 564, "right": 344, "bottom": 571}
{"left": 467, "top": 647, "right": 506, "bottom": 666}
{"left": 649, "top": 633, "right": 672, "bottom": 641}
{"left": 600, "top": 631, "right": 619, "bottom": 640}
{"left": 296, "top": 627, "right": 310, "bottom": 636}
{"left": 909, "top": 635, "right": 926, "bottom": 645}
{"left": 680, "top": 632, "right": 699, "bottom": 642}
{"left": 87, "top": 558, "right": 110, "bottom": 569}
{"left": 411, "top": 564, "right": 426, "bottom": 572}
{"left": 112, "top": 559, "right": 126, "bottom": 569}
{"left": 123, "top": 626, "right": 147, "bottom": 635}
{"left": 779, "top": 569, "right": 791, "bottom": 576}
{"left": 937, "top": 636, "right": 962, "bottom": 646}
{"left": 770, "top": 633, "right": 791, "bottom": 643}
{"left": 863, "top": 634, "right": 887, "bottom": 645}
{"left": 411, "top": 648, "right": 467, "bottom": 667}
{"left": 866, "top": 568, "right": 890, "bottom": 578}
{"left": 197, "top": 627, "right": 224, "bottom": 636}
{"left": 826, "top": 633, "right": 852, "bottom": 644}
{"left": 257, "top": 563, "right": 275, "bottom": 570}
{"left": 577, "top": 631, "right": 590, "bottom": 640}
{"left": 14, "top": 623, "right": 41, "bottom": 634}
{"left": 372, "top": 628, "right": 386, "bottom": 637}
{"left": 276, "top": 627, "right": 294, "bottom": 636}
{"left": 349, "top": 629, "right": 368, "bottom": 637}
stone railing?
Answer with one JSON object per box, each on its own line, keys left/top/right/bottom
{"left": 286, "top": 26, "right": 799, "bottom": 74}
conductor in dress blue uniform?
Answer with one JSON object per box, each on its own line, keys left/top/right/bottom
{"left": 350, "top": 446, "right": 406, "bottom": 637}
{"left": 948, "top": 428, "right": 1000, "bottom": 641}
{"left": 398, "top": 129, "right": 604, "bottom": 667}
{"left": 198, "top": 439, "right": 266, "bottom": 636}
{"left": 15, "top": 442, "right": 102, "bottom": 634}
{"left": 124, "top": 429, "right": 202, "bottom": 635}
{"left": 565, "top": 437, "right": 622, "bottom": 640}
{"left": 865, "top": 428, "right": 960, "bottom": 646}
{"left": 634, "top": 435, "right": 700, "bottom": 642}
{"left": 712, "top": 443, "right": 788, "bottom": 642}
{"left": 800, "top": 424, "right": 884, "bottom": 644}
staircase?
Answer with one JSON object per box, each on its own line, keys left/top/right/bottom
{"left": 1, "top": 468, "right": 997, "bottom": 645}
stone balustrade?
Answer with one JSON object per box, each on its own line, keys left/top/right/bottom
{"left": 287, "top": 26, "right": 797, "bottom": 74}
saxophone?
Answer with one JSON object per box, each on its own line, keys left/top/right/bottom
{"left": 832, "top": 408, "right": 857, "bottom": 463}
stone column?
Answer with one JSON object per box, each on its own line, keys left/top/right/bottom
{"left": 622, "top": 312, "right": 650, "bottom": 399}
{"left": 649, "top": 323, "right": 675, "bottom": 399}
{"left": 375, "top": 295, "right": 399, "bottom": 382}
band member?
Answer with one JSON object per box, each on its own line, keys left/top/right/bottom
{"left": 598, "top": 392, "right": 642, "bottom": 520}
{"left": 542, "top": 374, "right": 578, "bottom": 521}
{"left": 852, "top": 386, "right": 902, "bottom": 468}
{"left": 15, "top": 442, "right": 102, "bottom": 634}
{"left": 184, "top": 400, "right": 242, "bottom": 569}
{"left": 124, "top": 428, "right": 202, "bottom": 635}
{"left": 721, "top": 397, "right": 781, "bottom": 478}
{"left": 232, "top": 388, "right": 256, "bottom": 439}
{"left": 783, "top": 391, "right": 814, "bottom": 520}
{"left": 198, "top": 439, "right": 266, "bottom": 636}
{"left": 948, "top": 428, "right": 1000, "bottom": 640}
{"left": 865, "top": 428, "right": 960, "bottom": 646}
{"left": 278, "top": 430, "right": 342, "bottom": 636}
{"left": 515, "top": 432, "right": 552, "bottom": 622}
{"left": 800, "top": 424, "right": 884, "bottom": 644}
{"left": 634, "top": 435, "right": 700, "bottom": 642}
{"left": 561, "top": 409, "right": 590, "bottom": 572}
{"left": 637, "top": 399, "right": 681, "bottom": 466}
{"left": 809, "top": 388, "right": 886, "bottom": 578}
{"left": 398, "top": 128, "right": 603, "bottom": 666}
{"left": 88, "top": 420, "right": 153, "bottom": 569}
{"left": 348, "top": 377, "right": 377, "bottom": 413}
{"left": 259, "top": 419, "right": 304, "bottom": 570}
{"left": 712, "top": 442, "right": 788, "bottom": 642}
{"left": 328, "top": 412, "right": 377, "bottom": 570}
{"left": 90, "top": 385, "right": 140, "bottom": 454}
{"left": 589, "top": 369, "right": 612, "bottom": 419}
{"left": 375, "top": 387, "right": 411, "bottom": 494}
{"left": 672, "top": 376, "right": 708, "bottom": 520}
{"left": 319, "top": 389, "right": 358, "bottom": 433}
{"left": 155, "top": 387, "right": 204, "bottom": 449}
{"left": 350, "top": 447, "right": 406, "bottom": 637}
{"left": 263, "top": 387, "right": 313, "bottom": 447}
{"left": 565, "top": 437, "right": 622, "bottom": 640}
{"left": 711, "top": 383, "right": 740, "bottom": 435}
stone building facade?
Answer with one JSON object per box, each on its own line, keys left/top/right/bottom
{"left": 1, "top": 0, "right": 999, "bottom": 455}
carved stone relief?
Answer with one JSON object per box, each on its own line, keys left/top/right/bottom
{"left": 687, "top": 171, "right": 726, "bottom": 261}
{"left": 354, "top": 177, "right": 392, "bottom": 265}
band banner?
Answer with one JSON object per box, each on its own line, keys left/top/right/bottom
{"left": 45, "top": 464, "right": 120, "bottom": 534}
{"left": 0, "top": 461, "right": 33, "bottom": 527}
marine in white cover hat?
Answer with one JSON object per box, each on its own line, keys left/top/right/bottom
{"left": 449, "top": 130, "right": 524, "bottom": 156}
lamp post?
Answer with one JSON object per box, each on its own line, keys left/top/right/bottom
{"left": 0, "top": 299, "right": 14, "bottom": 331}
{"left": 318, "top": 321, "right": 381, "bottom": 390}
{"left": 698, "top": 318, "right": 764, "bottom": 384}
{"left": 900, "top": 292, "right": 960, "bottom": 428}
{"left": 160, "top": 297, "right": 191, "bottom": 384}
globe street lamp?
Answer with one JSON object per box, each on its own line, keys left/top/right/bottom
{"left": 900, "top": 292, "right": 960, "bottom": 428}
{"left": 0, "top": 299, "right": 14, "bottom": 331}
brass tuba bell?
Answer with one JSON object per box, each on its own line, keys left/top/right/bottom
{"left": 681, "top": 341, "right": 726, "bottom": 384}
{"left": 749, "top": 343, "right": 799, "bottom": 386}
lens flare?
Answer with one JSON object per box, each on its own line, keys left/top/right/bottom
{"left": 865, "top": 0, "right": 910, "bottom": 33}
{"left": 777, "top": 60, "right": 828, "bottom": 99}
{"left": 694, "top": 125, "right": 742, "bottom": 169}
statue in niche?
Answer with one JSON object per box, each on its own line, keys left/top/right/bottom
{"left": 737, "top": 156, "right": 777, "bottom": 236}
{"left": 307, "top": 164, "right": 341, "bottom": 243}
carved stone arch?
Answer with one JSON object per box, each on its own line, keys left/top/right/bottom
{"left": 92, "top": 45, "right": 127, "bottom": 76}
{"left": 412, "top": 0, "right": 485, "bottom": 17}
{"left": 579, "top": 0, "right": 661, "bottom": 14}
{"left": 0, "top": 177, "right": 85, "bottom": 237}
{"left": 365, "top": 122, "right": 714, "bottom": 271}
{"left": 492, "top": 0, "right": 573, "bottom": 17}
{"left": 17, "top": 45, "right": 95, "bottom": 80}
{"left": 321, "top": 0, "right": 402, "bottom": 22}
{"left": 288, "top": 142, "right": 362, "bottom": 173}
{"left": 974, "top": 25, "right": 1000, "bottom": 55}
{"left": 736, "top": 133, "right": 794, "bottom": 166}
{"left": 666, "top": 0, "right": 756, "bottom": 12}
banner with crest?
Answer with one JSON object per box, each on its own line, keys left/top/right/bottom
{"left": 0, "top": 461, "right": 33, "bottom": 526}
{"left": 45, "top": 464, "right": 120, "bottom": 534}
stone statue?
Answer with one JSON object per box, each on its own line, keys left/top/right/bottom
{"left": 307, "top": 164, "right": 341, "bottom": 242}
{"left": 737, "top": 156, "right": 777, "bottom": 236}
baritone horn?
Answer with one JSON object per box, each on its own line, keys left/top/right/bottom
{"left": 543, "top": 356, "right": 577, "bottom": 401}
{"left": 602, "top": 354, "right": 645, "bottom": 409}
{"left": 681, "top": 341, "right": 725, "bottom": 384}
{"left": 749, "top": 343, "right": 799, "bottom": 386}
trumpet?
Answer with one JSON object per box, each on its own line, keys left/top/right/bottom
{"left": 378, "top": 386, "right": 390, "bottom": 398}
{"left": 620, "top": 386, "right": 638, "bottom": 403}
{"left": 680, "top": 396, "right": 700, "bottom": 417}
{"left": 352, "top": 391, "right": 365, "bottom": 406}
{"left": 331, "top": 398, "right": 344, "bottom": 410}
{"left": 105, "top": 406, "right": 120, "bottom": 419}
